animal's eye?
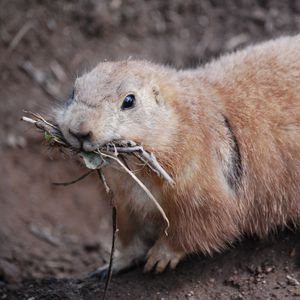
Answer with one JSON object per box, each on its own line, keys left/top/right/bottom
{"left": 121, "top": 94, "right": 136, "bottom": 110}
{"left": 66, "top": 89, "right": 75, "bottom": 106}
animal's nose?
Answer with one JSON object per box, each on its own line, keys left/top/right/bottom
{"left": 69, "top": 129, "right": 91, "bottom": 143}
{"left": 69, "top": 121, "right": 93, "bottom": 144}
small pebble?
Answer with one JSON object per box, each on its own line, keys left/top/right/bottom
{"left": 286, "top": 275, "right": 300, "bottom": 286}
{"left": 209, "top": 277, "right": 215, "bottom": 284}
{"left": 0, "top": 259, "right": 21, "bottom": 283}
{"left": 247, "top": 264, "right": 255, "bottom": 274}
{"left": 290, "top": 248, "right": 296, "bottom": 258}
{"left": 186, "top": 290, "right": 194, "bottom": 298}
{"left": 233, "top": 293, "right": 243, "bottom": 300}
{"left": 265, "top": 266, "right": 274, "bottom": 273}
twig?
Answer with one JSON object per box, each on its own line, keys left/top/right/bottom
{"left": 98, "top": 150, "right": 170, "bottom": 235}
{"left": 25, "top": 111, "right": 58, "bottom": 129}
{"left": 140, "top": 149, "right": 175, "bottom": 186}
{"left": 21, "top": 116, "right": 68, "bottom": 146}
{"left": 103, "top": 144, "right": 175, "bottom": 185}
{"left": 118, "top": 154, "right": 132, "bottom": 173}
{"left": 21, "top": 115, "right": 58, "bottom": 132}
{"left": 132, "top": 152, "right": 157, "bottom": 172}
{"left": 97, "top": 170, "right": 117, "bottom": 300}
{"left": 21, "top": 112, "right": 174, "bottom": 298}
{"left": 21, "top": 115, "right": 175, "bottom": 186}
{"left": 21, "top": 116, "right": 36, "bottom": 124}
{"left": 21, "top": 114, "right": 171, "bottom": 235}
{"left": 52, "top": 170, "right": 93, "bottom": 186}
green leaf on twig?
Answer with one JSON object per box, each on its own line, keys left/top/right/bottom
{"left": 80, "top": 152, "right": 109, "bottom": 170}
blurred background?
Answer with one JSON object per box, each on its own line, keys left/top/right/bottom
{"left": 1, "top": 1, "right": 300, "bottom": 299}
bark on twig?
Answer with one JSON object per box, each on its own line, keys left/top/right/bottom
{"left": 98, "top": 150, "right": 170, "bottom": 235}
{"left": 102, "top": 144, "right": 175, "bottom": 185}
{"left": 97, "top": 170, "right": 117, "bottom": 300}
{"left": 52, "top": 170, "right": 93, "bottom": 186}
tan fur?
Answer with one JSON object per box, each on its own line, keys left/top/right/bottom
{"left": 56, "top": 34, "right": 300, "bottom": 273}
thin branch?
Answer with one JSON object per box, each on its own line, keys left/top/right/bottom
{"left": 102, "top": 206, "right": 116, "bottom": 300}
{"left": 22, "top": 113, "right": 172, "bottom": 235}
{"left": 102, "top": 144, "right": 175, "bottom": 185}
{"left": 21, "top": 116, "right": 36, "bottom": 124}
{"left": 97, "top": 170, "right": 117, "bottom": 300}
{"left": 23, "top": 111, "right": 59, "bottom": 129}
{"left": 21, "top": 115, "right": 175, "bottom": 185}
{"left": 21, "top": 112, "right": 174, "bottom": 298}
{"left": 139, "top": 149, "right": 175, "bottom": 186}
{"left": 98, "top": 150, "right": 170, "bottom": 235}
{"left": 21, "top": 115, "right": 68, "bottom": 146}
{"left": 52, "top": 170, "right": 93, "bottom": 186}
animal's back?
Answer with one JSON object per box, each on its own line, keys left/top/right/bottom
{"left": 204, "top": 35, "right": 300, "bottom": 235}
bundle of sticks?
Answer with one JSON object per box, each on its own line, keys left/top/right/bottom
{"left": 21, "top": 111, "right": 174, "bottom": 299}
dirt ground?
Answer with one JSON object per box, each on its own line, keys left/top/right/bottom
{"left": 1, "top": 0, "right": 300, "bottom": 299}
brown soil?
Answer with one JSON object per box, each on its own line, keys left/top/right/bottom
{"left": 1, "top": 0, "right": 300, "bottom": 299}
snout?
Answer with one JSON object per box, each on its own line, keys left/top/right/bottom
{"left": 58, "top": 106, "right": 121, "bottom": 151}
{"left": 65, "top": 121, "right": 99, "bottom": 151}
{"left": 69, "top": 121, "right": 92, "bottom": 143}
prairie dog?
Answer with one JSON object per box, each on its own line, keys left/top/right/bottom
{"left": 56, "top": 35, "right": 300, "bottom": 274}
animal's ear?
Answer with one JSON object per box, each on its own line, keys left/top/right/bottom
{"left": 152, "top": 85, "right": 164, "bottom": 105}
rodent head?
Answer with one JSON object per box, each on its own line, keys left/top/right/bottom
{"left": 56, "top": 60, "right": 178, "bottom": 152}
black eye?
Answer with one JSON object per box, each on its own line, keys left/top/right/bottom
{"left": 121, "top": 94, "right": 136, "bottom": 110}
{"left": 66, "top": 89, "right": 75, "bottom": 107}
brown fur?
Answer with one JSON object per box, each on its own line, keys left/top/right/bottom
{"left": 56, "top": 34, "right": 300, "bottom": 273}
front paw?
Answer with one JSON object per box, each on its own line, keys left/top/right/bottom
{"left": 88, "top": 264, "right": 111, "bottom": 280}
{"left": 144, "top": 241, "right": 185, "bottom": 274}
{"left": 87, "top": 240, "right": 147, "bottom": 279}
{"left": 88, "top": 255, "right": 140, "bottom": 279}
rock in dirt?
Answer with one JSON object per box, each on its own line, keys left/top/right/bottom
{"left": 224, "top": 276, "right": 241, "bottom": 288}
{"left": 286, "top": 275, "right": 300, "bottom": 286}
{"left": 0, "top": 259, "right": 21, "bottom": 283}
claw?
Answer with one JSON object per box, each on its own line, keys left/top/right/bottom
{"left": 143, "top": 241, "right": 185, "bottom": 274}
{"left": 155, "top": 259, "right": 169, "bottom": 274}
{"left": 86, "top": 257, "right": 141, "bottom": 280}
{"left": 87, "top": 265, "right": 109, "bottom": 280}
{"left": 143, "top": 257, "right": 157, "bottom": 273}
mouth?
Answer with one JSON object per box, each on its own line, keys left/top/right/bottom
{"left": 58, "top": 127, "right": 95, "bottom": 152}
{"left": 81, "top": 139, "right": 131, "bottom": 153}
{"left": 64, "top": 134, "right": 111, "bottom": 152}
{"left": 59, "top": 124, "right": 124, "bottom": 153}
{"left": 66, "top": 137, "right": 100, "bottom": 152}
{"left": 81, "top": 142, "right": 102, "bottom": 152}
